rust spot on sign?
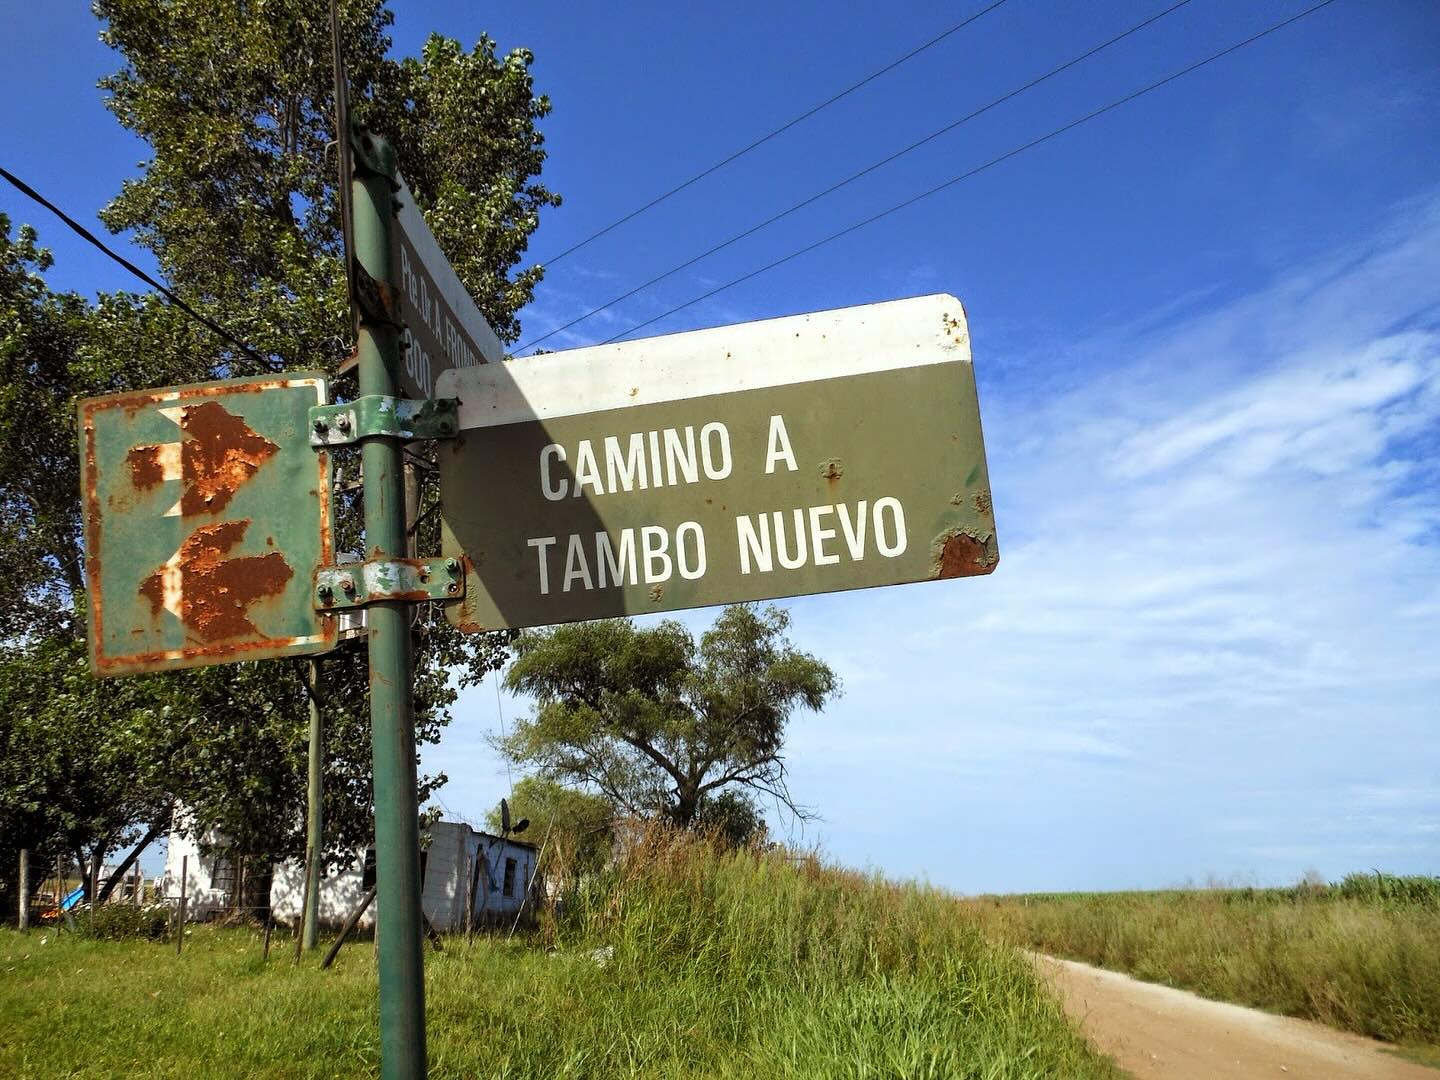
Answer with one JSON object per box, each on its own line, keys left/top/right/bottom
{"left": 139, "top": 520, "right": 293, "bottom": 642}
{"left": 973, "top": 491, "right": 992, "bottom": 516}
{"left": 179, "top": 401, "right": 279, "bottom": 516}
{"left": 932, "top": 529, "right": 998, "bottom": 579}
{"left": 819, "top": 459, "right": 844, "bottom": 490}
{"left": 649, "top": 584, "right": 665, "bottom": 603}
{"left": 128, "top": 445, "right": 165, "bottom": 490}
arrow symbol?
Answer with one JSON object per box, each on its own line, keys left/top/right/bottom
{"left": 139, "top": 520, "right": 293, "bottom": 642}
{"left": 125, "top": 401, "right": 278, "bottom": 517}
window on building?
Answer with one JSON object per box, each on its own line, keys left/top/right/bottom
{"left": 211, "top": 853, "right": 236, "bottom": 901}
{"left": 502, "top": 857, "right": 517, "bottom": 898}
{"left": 361, "top": 847, "right": 377, "bottom": 891}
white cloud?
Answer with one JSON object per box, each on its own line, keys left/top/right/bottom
{"left": 777, "top": 191, "right": 1440, "bottom": 888}
{"left": 438, "top": 190, "right": 1440, "bottom": 892}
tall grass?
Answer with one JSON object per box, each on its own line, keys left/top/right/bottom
{"left": 0, "top": 828, "right": 1117, "bottom": 1079}
{"left": 964, "top": 878, "right": 1440, "bottom": 1047}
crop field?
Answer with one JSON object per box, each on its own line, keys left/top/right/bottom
{"left": 963, "top": 874, "right": 1440, "bottom": 1051}
{"left": 0, "top": 831, "right": 1116, "bottom": 1080}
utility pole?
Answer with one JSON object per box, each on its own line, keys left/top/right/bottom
{"left": 302, "top": 658, "right": 325, "bottom": 950}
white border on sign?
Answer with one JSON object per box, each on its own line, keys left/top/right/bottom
{"left": 438, "top": 293, "right": 971, "bottom": 431}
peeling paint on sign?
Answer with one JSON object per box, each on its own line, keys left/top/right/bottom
{"left": 79, "top": 374, "right": 334, "bottom": 677}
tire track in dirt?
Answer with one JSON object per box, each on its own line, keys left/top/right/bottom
{"left": 1034, "top": 954, "right": 1438, "bottom": 1080}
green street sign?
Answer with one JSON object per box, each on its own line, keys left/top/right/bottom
{"left": 393, "top": 174, "right": 503, "bottom": 398}
{"left": 437, "top": 294, "right": 997, "bottom": 631}
{"left": 79, "top": 374, "right": 336, "bottom": 676}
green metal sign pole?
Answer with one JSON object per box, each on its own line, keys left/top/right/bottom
{"left": 353, "top": 130, "right": 428, "bottom": 1078}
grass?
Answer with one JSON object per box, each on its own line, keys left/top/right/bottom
{"left": 962, "top": 875, "right": 1440, "bottom": 1051}
{"left": 0, "top": 829, "right": 1117, "bottom": 1079}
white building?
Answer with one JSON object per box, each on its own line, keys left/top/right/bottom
{"left": 162, "top": 819, "right": 539, "bottom": 930}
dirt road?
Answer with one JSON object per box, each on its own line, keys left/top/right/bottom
{"left": 1034, "top": 954, "right": 1437, "bottom": 1080}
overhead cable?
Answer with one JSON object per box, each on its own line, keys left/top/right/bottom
{"left": 536, "top": 0, "right": 1014, "bottom": 269}
{"left": 597, "top": 0, "right": 1341, "bottom": 347}
{"left": 519, "top": 0, "right": 1197, "bottom": 353}
{"left": 0, "top": 165, "right": 274, "bottom": 371}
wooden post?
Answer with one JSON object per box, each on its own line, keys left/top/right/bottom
{"left": 301, "top": 658, "right": 325, "bottom": 951}
{"left": 320, "top": 885, "right": 377, "bottom": 970}
{"left": 293, "top": 874, "right": 308, "bottom": 964}
{"left": 263, "top": 914, "right": 274, "bottom": 961}
{"left": 463, "top": 849, "right": 475, "bottom": 940}
{"left": 175, "top": 854, "right": 188, "bottom": 955}
{"left": 18, "top": 849, "right": 29, "bottom": 930}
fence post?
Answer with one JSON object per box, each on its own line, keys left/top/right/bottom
{"left": 18, "top": 849, "right": 29, "bottom": 931}
{"left": 175, "top": 854, "right": 188, "bottom": 955}
{"left": 463, "top": 849, "right": 474, "bottom": 940}
{"left": 302, "top": 658, "right": 325, "bottom": 951}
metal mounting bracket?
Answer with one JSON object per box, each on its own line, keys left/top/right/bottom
{"left": 314, "top": 557, "right": 465, "bottom": 611}
{"left": 310, "top": 396, "right": 458, "bottom": 447}
{"left": 349, "top": 124, "right": 400, "bottom": 189}
{"left": 351, "top": 257, "right": 403, "bottom": 328}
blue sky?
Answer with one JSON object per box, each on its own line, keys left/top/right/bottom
{"left": 4, "top": 1, "right": 1438, "bottom": 891}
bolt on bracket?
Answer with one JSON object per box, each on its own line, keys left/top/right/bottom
{"left": 310, "top": 396, "right": 458, "bottom": 447}
{"left": 314, "top": 557, "right": 465, "bottom": 611}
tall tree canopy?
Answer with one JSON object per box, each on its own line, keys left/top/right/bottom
{"left": 500, "top": 606, "right": 840, "bottom": 830}
{"left": 0, "top": 0, "right": 557, "bottom": 903}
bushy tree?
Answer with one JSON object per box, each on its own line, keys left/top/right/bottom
{"left": 500, "top": 606, "right": 840, "bottom": 829}
{"left": 483, "top": 776, "right": 614, "bottom": 880}
{"left": 0, "top": 0, "right": 558, "bottom": 908}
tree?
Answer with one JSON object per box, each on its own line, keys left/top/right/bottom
{"left": 499, "top": 606, "right": 840, "bottom": 829}
{"left": 0, "top": 1, "right": 557, "bottom": 909}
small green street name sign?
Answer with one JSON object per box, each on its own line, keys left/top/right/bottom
{"left": 79, "top": 374, "right": 335, "bottom": 676}
{"left": 437, "top": 294, "right": 997, "bottom": 631}
{"left": 393, "top": 174, "right": 503, "bottom": 398}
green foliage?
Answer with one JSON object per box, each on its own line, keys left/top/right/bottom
{"left": 501, "top": 605, "right": 840, "bottom": 827}
{"left": 693, "top": 788, "right": 766, "bottom": 846}
{"left": 0, "top": 833, "right": 1118, "bottom": 1079}
{"left": 73, "top": 903, "right": 172, "bottom": 941}
{"left": 1336, "top": 872, "right": 1440, "bottom": 908}
{"left": 94, "top": 0, "right": 558, "bottom": 353}
{"left": 482, "top": 776, "right": 613, "bottom": 882}
{"left": 965, "top": 880, "right": 1440, "bottom": 1046}
{"left": 0, "top": 1, "right": 556, "bottom": 890}
{"left": 0, "top": 632, "right": 173, "bottom": 902}
{"left": 369, "top": 34, "right": 561, "bottom": 343}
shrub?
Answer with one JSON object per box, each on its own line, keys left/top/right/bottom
{"left": 73, "top": 903, "right": 172, "bottom": 941}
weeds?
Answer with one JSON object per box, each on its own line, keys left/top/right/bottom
{"left": 964, "top": 876, "right": 1440, "bottom": 1047}
{"left": 0, "top": 827, "right": 1117, "bottom": 1079}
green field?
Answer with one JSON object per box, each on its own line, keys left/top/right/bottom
{"left": 963, "top": 874, "right": 1440, "bottom": 1050}
{"left": 0, "top": 832, "right": 1116, "bottom": 1079}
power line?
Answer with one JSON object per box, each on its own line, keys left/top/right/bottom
{"left": 519, "top": 0, "right": 1197, "bottom": 353}
{"left": 0, "top": 165, "right": 274, "bottom": 371}
{"left": 536, "top": 0, "right": 1014, "bottom": 269}
{"left": 598, "top": 0, "right": 1341, "bottom": 347}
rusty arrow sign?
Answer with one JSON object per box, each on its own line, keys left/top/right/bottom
{"left": 79, "top": 374, "right": 335, "bottom": 676}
